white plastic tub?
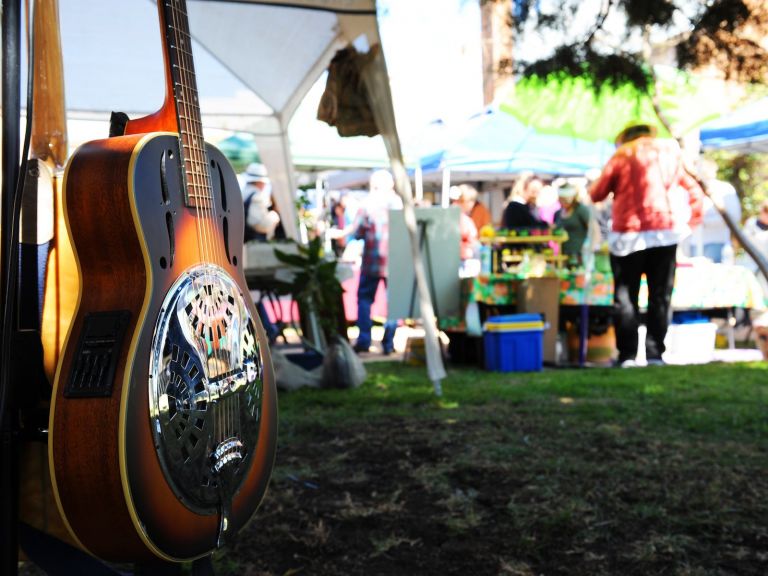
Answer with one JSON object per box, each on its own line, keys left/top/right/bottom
{"left": 637, "top": 322, "right": 718, "bottom": 365}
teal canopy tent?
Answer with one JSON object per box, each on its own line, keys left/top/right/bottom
{"left": 216, "top": 133, "right": 262, "bottom": 171}
{"left": 420, "top": 107, "right": 615, "bottom": 176}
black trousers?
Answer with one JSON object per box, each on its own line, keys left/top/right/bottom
{"left": 610, "top": 244, "right": 677, "bottom": 362}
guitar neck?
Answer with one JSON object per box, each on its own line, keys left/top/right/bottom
{"left": 161, "top": 0, "right": 212, "bottom": 209}
{"left": 29, "top": 0, "right": 67, "bottom": 167}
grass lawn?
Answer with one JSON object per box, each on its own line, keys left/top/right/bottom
{"left": 214, "top": 361, "right": 768, "bottom": 575}
{"left": 15, "top": 361, "right": 766, "bottom": 575}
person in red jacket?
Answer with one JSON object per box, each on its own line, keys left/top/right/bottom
{"left": 589, "top": 123, "right": 704, "bottom": 367}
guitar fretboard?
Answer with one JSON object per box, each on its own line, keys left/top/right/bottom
{"left": 163, "top": 0, "right": 212, "bottom": 208}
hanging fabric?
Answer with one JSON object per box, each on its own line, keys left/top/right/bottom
{"left": 317, "top": 44, "right": 379, "bottom": 137}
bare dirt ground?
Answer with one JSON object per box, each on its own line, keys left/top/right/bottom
{"left": 221, "top": 410, "right": 768, "bottom": 576}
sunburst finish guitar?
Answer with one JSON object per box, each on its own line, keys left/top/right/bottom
{"left": 50, "top": 0, "right": 277, "bottom": 562}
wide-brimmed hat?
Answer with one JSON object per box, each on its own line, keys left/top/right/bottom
{"left": 244, "top": 162, "right": 269, "bottom": 182}
{"left": 614, "top": 123, "right": 657, "bottom": 145}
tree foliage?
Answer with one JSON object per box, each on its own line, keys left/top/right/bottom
{"left": 707, "top": 150, "right": 768, "bottom": 220}
{"left": 506, "top": 0, "right": 768, "bottom": 91}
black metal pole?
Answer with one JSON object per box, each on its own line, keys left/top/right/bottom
{"left": 1, "top": 0, "right": 22, "bottom": 574}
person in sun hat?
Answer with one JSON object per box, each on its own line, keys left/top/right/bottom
{"left": 553, "top": 179, "right": 594, "bottom": 265}
{"left": 240, "top": 163, "right": 283, "bottom": 342}
{"left": 589, "top": 121, "right": 704, "bottom": 368}
{"left": 613, "top": 122, "right": 658, "bottom": 146}
{"left": 242, "top": 162, "right": 281, "bottom": 242}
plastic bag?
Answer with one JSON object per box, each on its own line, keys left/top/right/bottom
{"left": 465, "top": 300, "right": 483, "bottom": 337}
{"left": 321, "top": 336, "right": 367, "bottom": 389}
{"left": 272, "top": 349, "right": 323, "bottom": 391}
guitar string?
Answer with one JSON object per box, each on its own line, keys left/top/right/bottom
{"left": 170, "top": 0, "right": 213, "bottom": 270}
{"left": 172, "top": 0, "right": 236, "bottom": 440}
{"left": 162, "top": 0, "right": 200, "bottom": 439}
{"left": 171, "top": 1, "right": 231, "bottom": 440}
{"left": 170, "top": 1, "right": 206, "bottom": 272}
{"left": 171, "top": 0, "right": 233, "bottom": 442}
{"left": 167, "top": 0, "right": 220, "bottom": 443}
{"left": 175, "top": 0, "right": 228, "bottom": 442}
{"left": 165, "top": 0, "right": 201, "bottom": 439}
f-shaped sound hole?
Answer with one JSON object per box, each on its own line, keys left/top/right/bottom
{"left": 160, "top": 149, "right": 173, "bottom": 205}
{"left": 222, "top": 217, "right": 232, "bottom": 265}
{"left": 213, "top": 159, "right": 228, "bottom": 212}
{"left": 165, "top": 211, "right": 175, "bottom": 269}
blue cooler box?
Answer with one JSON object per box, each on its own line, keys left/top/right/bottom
{"left": 483, "top": 313, "right": 544, "bottom": 372}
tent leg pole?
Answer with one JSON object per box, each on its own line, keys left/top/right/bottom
{"left": 415, "top": 166, "right": 423, "bottom": 203}
{"left": 441, "top": 168, "right": 451, "bottom": 208}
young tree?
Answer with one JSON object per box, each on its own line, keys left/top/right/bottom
{"left": 706, "top": 149, "right": 768, "bottom": 220}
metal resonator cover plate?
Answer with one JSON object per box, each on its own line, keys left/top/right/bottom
{"left": 149, "top": 264, "right": 263, "bottom": 514}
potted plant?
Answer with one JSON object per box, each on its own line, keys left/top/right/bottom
{"left": 273, "top": 236, "right": 343, "bottom": 351}
{"left": 273, "top": 238, "right": 365, "bottom": 388}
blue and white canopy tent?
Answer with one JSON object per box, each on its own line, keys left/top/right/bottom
{"left": 698, "top": 97, "right": 768, "bottom": 286}
{"left": 699, "top": 97, "right": 768, "bottom": 153}
{"left": 420, "top": 107, "right": 615, "bottom": 178}
{"left": 420, "top": 66, "right": 731, "bottom": 184}
{"left": 416, "top": 107, "right": 616, "bottom": 205}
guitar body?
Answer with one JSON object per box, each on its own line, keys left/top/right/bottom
{"left": 50, "top": 133, "right": 277, "bottom": 562}
{"left": 40, "top": 165, "right": 78, "bottom": 385}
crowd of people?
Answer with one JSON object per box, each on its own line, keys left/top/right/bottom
{"left": 242, "top": 121, "right": 763, "bottom": 366}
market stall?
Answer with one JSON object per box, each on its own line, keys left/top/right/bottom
{"left": 460, "top": 262, "right": 766, "bottom": 310}
{"left": 442, "top": 258, "right": 766, "bottom": 366}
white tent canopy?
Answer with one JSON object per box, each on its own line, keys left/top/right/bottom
{"left": 47, "top": 0, "right": 386, "bottom": 240}
{"left": 188, "top": 1, "right": 385, "bottom": 238}
{"left": 33, "top": 0, "right": 446, "bottom": 387}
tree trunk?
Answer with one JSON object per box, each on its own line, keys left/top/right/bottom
{"left": 481, "top": 0, "right": 514, "bottom": 106}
